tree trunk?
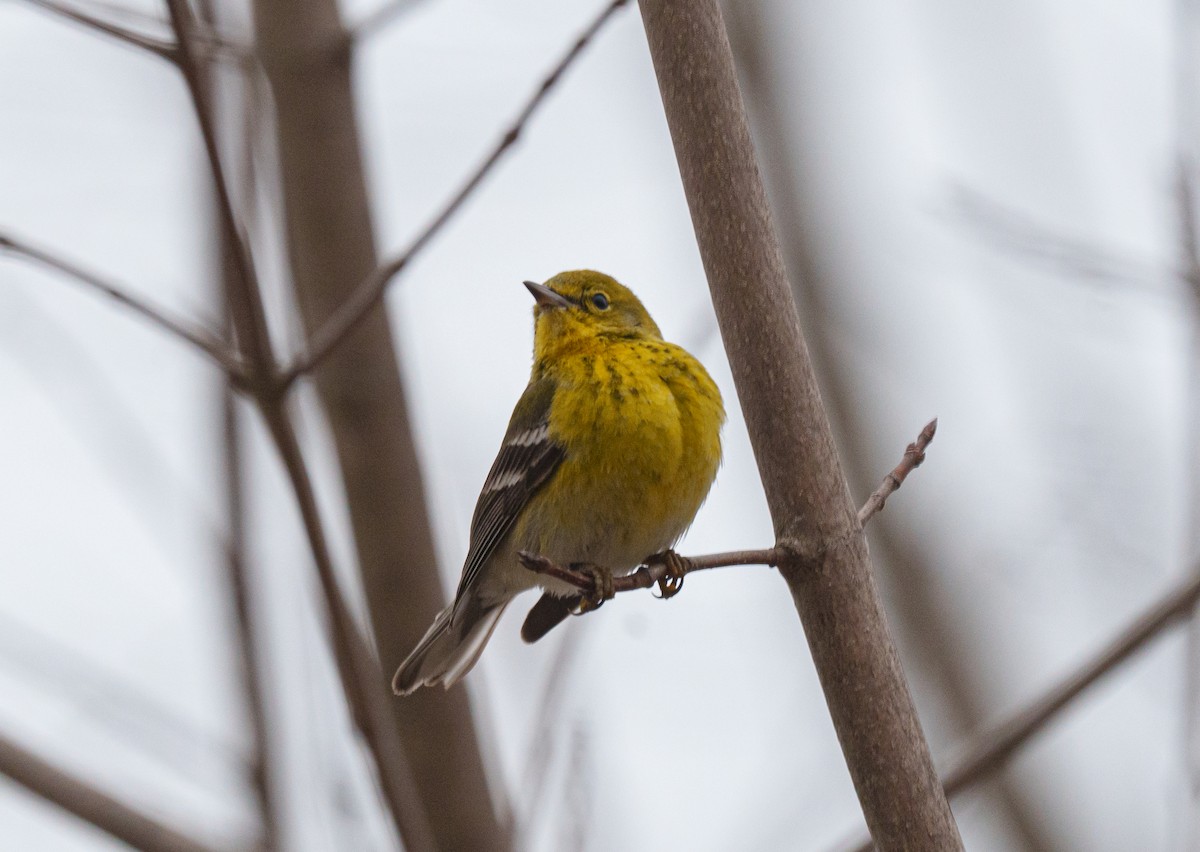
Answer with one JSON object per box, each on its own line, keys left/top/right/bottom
{"left": 252, "top": 3, "right": 508, "bottom": 850}
{"left": 638, "top": 1, "right": 963, "bottom": 847}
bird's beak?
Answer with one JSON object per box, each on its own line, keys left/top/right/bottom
{"left": 524, "top": 280, "right": 573, "bottom": 310}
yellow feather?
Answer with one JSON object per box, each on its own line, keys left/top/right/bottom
{"left": 517, "top": 271, "right": 724, "bottom": 573}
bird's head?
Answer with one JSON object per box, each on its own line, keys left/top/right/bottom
{"left": 525, "top": 270, "right": 662, "bottom": 360}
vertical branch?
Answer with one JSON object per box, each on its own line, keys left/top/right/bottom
{"left": 250, "top": 0, "right": 510, "bottom": 849}
{"left": 163, "top": 2, "right": 434, "bottom": 847}
{"left": 221, "top": 353, "right": 280, "bottom": 850}
{"left": 255, "top": 404, "right": 437, "bottom": 852}
{"left": 723, "top": 4, "right": 1062, "bottom": 849}
{"left": 637, "top": 2, "right": 962, "bottom": 848}
{"left": 204, "top": 1, "right": 279, "bottom": 841}
{"left": 162, "top": 0, "right": 273, "bottom": 373}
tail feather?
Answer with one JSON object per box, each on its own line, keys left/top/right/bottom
{"left": 392, "top": 600, "right": 508, "bottom": 695}
{"left": 520, "top": 593, "right": 580, "bottom": 643}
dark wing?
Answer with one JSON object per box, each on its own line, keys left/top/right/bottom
{"left": 453, "top": 376, "right": 565, "bottom": 617}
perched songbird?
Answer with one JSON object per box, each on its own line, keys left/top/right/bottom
{"left": 392, "top": 270, "right": 724, "bottom": 694}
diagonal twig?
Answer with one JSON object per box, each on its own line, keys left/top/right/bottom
{"left": 520, "top": 418, "right": 937, "bottom": 598}
{"left": 21, "top": 0, "right": 178, "bottom": 60}
{"left": 280, "top": 0, "right": 631, "bottom": 386}
{"left": 0, "top": 232, "right": 246, "bottom": 379}
{"left": 839, "top": 567, "right": 1200, "bottom": 852}
{"left": 857, "top": 418, "right": 936, "bottom": 525}
{"left": 942, "top": 569, "right": 1200, "bottom": 793}
{"left": 948, "top": 183, "right": 1179, "bottom": 292}
{"left": 0, "top": 729, "right": 220, "bottom": 852}
{"left": 0, "top": 610, "right": 244, "bottom": 780}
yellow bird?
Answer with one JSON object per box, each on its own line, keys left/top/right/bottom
{"left": 393, "top": 270, "right": 724, "bottom": 694}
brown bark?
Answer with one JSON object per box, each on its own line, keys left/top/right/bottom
{"left": 251, "top": 3, "right": 508, "bottom": 850}
{"left": 721, "top": 6, "right": 1061, "bottom": 849}
{"left": 167, "top": 1, "right": 438, "bottom": 846}
{"left": 637, "top": 1, "right": 962, "bottom": 848}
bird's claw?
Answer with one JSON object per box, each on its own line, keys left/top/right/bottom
{"left": 570, "top": 563, "right": 615, "bottom": 613}
{"left": 650, "top": 549, "right": 692, "bottom": 599}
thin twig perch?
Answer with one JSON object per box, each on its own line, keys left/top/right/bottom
{"left": 521, "top": 420, "right": 936, "bottom": 600}
{"left": 519, "top": 548, "right": 780, "bottom": 598}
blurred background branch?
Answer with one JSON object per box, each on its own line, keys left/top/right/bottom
{"left": 842, "top": 566, "right": 1200, "bottom": 851}
{"left": 20, "top": 0, "right": 177, "bottom": 61}
{"left": 249, "top": 0, "right": 512, "bottom": 846}
{"left": 164, "top": 0, "right": 439, "bottom": 846}
{"left": 0, "top": 730, "right": 219, "bottom": 852}
{"left": 0, "top": 232, "right": 242, "bottom": 377}
{"left": 282, "top": 0, "right": 631, "bottom": 384}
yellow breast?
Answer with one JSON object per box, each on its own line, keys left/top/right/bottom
{"left": 518, "top": 336, "right": 724, "bottom": 571}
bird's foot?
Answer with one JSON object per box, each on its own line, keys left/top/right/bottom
{"left": 648, "top": 549, "right": 692, "bottom": 599}
{"left": 570, "top": 563, "right": 615, "bottom": 613}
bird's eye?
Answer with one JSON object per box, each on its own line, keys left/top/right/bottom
{"left": 591, "top": 293, "right": 610, "bottom": 310}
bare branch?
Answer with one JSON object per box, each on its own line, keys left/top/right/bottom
{"left": 519, "top": 548, "right": 778, "bottom": 599}
{"left": 857, "top": 418, "right": 937, "bottom": 526}
{"left": 518, "top": 419, "right": 937, "bottom": 600}
{"left": 21, "top": 0, "right": 177, "bottom": 60}
{"left": 0, "top": 231, "right": 246, "bottom": 379}
{"left": 220, "top": 322, "right": 280, "bottom": 852}
{"left": 0, "top": 729, "right": 220, "bottom": 852}
{"left": 165, "top": 4, "right": 434, "bottom": 845}
{"left": 840, "top": 568, "right": 1200, "bottom": 852}
{"left": 0, "top": 611, "right": 244, "bottom": 780}
{"left": 164, "top": 0, "right": 274, "bottom": 380}
{"left": 21, "top": 0, "right": 252, "bottom": 65}
{"left": 948, "top": 183, "right": 1179, "bottom": 292}
{"left": 255, "top": 403, "right": 437, "bottom": 852}
{"left": 944, "top": 570, "right": 1200, "bottom": 793}
{"left": 203, "top": 3, "right": 281, "bottom": 833}
{"left": 280, "top": 0, "right": 632, "bottom": 385}
{"left": 253, "top": 0, "right": 510, "bottom": 843}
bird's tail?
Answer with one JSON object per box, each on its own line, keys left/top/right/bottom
{"left": 391, "top": 599, "right": 508, "bottom": 695}
{"left": 520, "top": 592, "right": 581, "bottom": 643}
